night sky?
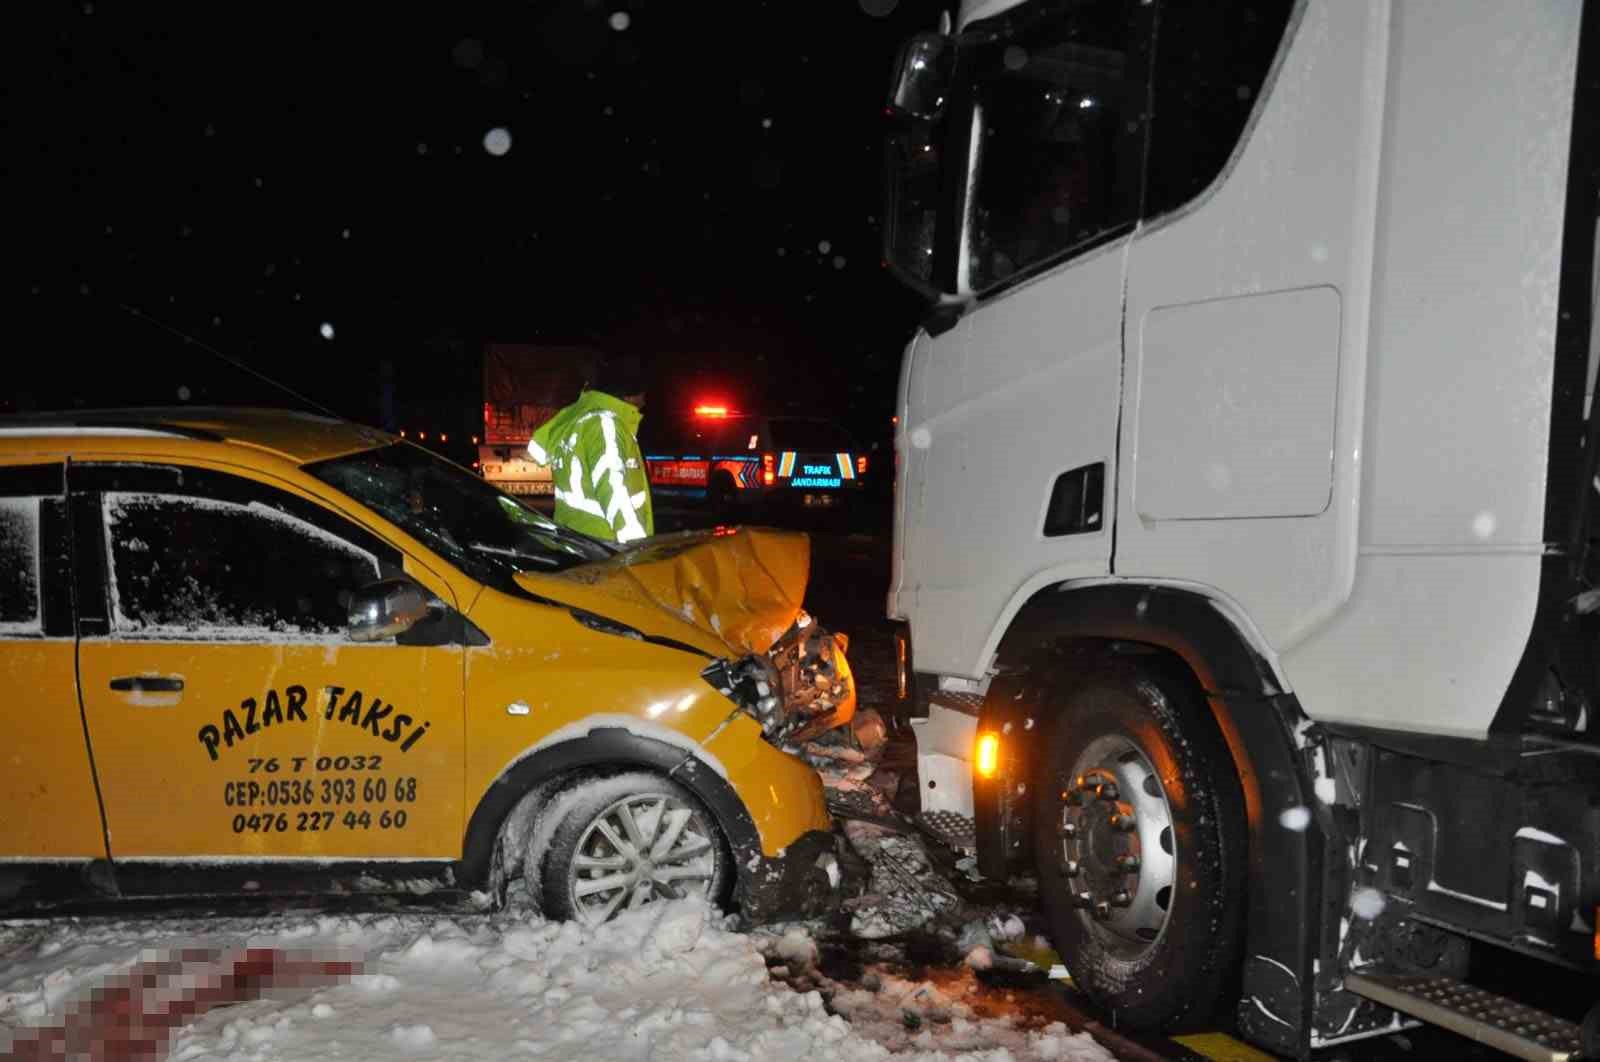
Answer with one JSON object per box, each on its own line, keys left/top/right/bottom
{"left": 14, "top": 1, "right": 937, "bottom": 448}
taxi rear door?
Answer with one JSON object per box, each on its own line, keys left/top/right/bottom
{"left": 69, "top": 460, "right": 468, "bottom": 891}
{"left": 0, "top": 460, "right": 109, "bottom": 881}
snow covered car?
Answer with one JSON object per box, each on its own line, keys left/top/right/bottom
{"left": 0, "top": 407, "right": 854, "bottom": 925}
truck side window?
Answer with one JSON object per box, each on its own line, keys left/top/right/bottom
{"left": 964, "top": 0, "right": 1149, "bottom": 292}
{"left": 1143, "top": 1, "right": 1295, "bottom": 220}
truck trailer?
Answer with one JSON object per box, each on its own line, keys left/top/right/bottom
{"left": 477, "top": 344, "right": 599, "bottom": 498}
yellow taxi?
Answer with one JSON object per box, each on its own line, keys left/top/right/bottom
{"left": 0, "top": 408, "right": 855, "bottom": 925}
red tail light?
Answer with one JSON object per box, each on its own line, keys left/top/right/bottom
{"left": 762, "top": 452, "right": 776, "bottom": 486}
{"left": 857, "top": 455, "right": 868, "bottom": 475}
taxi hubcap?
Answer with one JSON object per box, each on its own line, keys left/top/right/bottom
{"left": 568, "top": 793, "right": 718, "bottom": 926}
{"left": 1057, "top": 735, "right": 1177, "bottom": 957}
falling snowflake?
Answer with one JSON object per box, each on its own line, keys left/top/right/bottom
{"left": 761, "top": 117, "right": 773, "bottom": 129}
{"left": 177, "top": 386, "right": 192, "bottom": 401}
{"left": 818, "top": 240, "right": 832, "bottom": 254}
{"left": 1278, "top": 806, "right": 1311, "bottom": 832}
{"left": 832, "top": 256, "right": 846, "bottom": 270}
{"left": 483, "top": 127, "right": 512, "bottom": 157}
{"left": 609, "top": 11, "right": 631, "bottom": 31}
{"left": 319, "top": 322, "right": 335, "bottom": 340}
{"left": 1350, "top": 887, "right": 1387, "bottom": 920}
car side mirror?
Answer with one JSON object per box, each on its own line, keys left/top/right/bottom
{"left": 347, "top": 578, "right": 434, "bottom": 642}
{"left": 888, "top": 32, "right": 952, "bottom": 120}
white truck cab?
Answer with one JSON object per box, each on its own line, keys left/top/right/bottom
{"left": 883, "top": 1, "right": 1600, "bottom": 1057}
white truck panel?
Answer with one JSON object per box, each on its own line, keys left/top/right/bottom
{"left": 1117, "top": 0, "right": 1386, "bottom": 661}
{"left": 895, "top": 241, "right": 1125, "bottom": 674}
{"left": 1135, "top": 286, "right": 1342, "bottom": 520}
{"left": 1360, "top": 2, "right": 1573, "bottom": 551}
{"left": 1279, "top": 1, "right": 1577, "bottom": 735}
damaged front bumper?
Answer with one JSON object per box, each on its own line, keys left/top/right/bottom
{"left": 704, "top": 611, "right": 858, "bottom": 746}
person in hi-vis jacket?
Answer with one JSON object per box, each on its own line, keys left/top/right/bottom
{"left": 527, "top": 355, "right": 653, "bottom": 543}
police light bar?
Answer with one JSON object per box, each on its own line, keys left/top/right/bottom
{"left": 694, "top": 404, "right": 730, "bottom": 418}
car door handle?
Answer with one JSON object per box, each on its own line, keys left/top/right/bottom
{"left": 109, "top": 676, "right": 185, "bottom": 693}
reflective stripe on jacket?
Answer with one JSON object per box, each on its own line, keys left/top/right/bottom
{"left": 528, "top": 390, "right": 654, "bottom": 543}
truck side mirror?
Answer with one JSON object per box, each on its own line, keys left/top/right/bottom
{"left": 888, "top": 32, "right": 952, "bottom": 120}
{"left": 347, "top": 578, "right": 434, "bottom": 642}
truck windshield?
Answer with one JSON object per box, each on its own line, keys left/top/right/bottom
{"left": 309, "top": 443, "right": 610, "bottom": 585}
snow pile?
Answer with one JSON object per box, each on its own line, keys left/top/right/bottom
{"left": 0, "top": 900, "right": 1112, "bottom": 1061}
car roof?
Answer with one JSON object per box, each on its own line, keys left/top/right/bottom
{"left": 0, "top": 406, "right": 394, "bottom": 466}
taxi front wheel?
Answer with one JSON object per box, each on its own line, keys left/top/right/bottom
{"left": 532, "top": 773, "right": 732, "bottom": 927}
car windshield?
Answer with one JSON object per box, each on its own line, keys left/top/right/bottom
{"left": 767, "top": 418, "right": 858, "bottom": 452}
{"left": 308, "top": 443, "right": 610, "bottom": 585}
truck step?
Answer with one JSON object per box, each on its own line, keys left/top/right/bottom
{"left": 917, "top": 810, "right": 976, "bottom": 854}
{"left": 1344, "top": 972, "right": 1585, "bottom": 1061}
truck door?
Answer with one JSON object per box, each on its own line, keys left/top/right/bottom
{"left": 1116, "top": 1, "right": 1354, "bottom": 652}
{"left": 898, "top": 0, "right": 1151, "bottom": 675}
{"left": 0, "top": 461, "right": 108, "bottom": 864}
{"left": 69, "top": 461, "right": 466, "bottom": 879}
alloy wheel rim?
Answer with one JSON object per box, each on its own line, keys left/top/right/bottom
{"left": 567, "top": 793, "right": 718, "bottom": 926}
{"left": 1057, "top": 734, "right": 1177, "bottom": 959}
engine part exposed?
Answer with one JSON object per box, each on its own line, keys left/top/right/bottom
{"left": 704, "top": 611, "right": 856, "bottom": 744}
{"left": 767, "top": 611, "right": 856, "bottom": 743}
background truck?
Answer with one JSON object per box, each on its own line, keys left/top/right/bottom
{"left": 477, "top": 343, "right": 599, "bottom": 498}
{"left": 881, "top": 1, "right": 1600, "bottom": 1058}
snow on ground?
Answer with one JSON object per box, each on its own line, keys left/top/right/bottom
{"left": 0, "top": 898, "right": 1113, "bottom": 1061}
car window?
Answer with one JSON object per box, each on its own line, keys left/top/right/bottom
{"left": 103, "top": 492, "right": 379, "bottom": 638}
{"left": 0, "top": 498, "right": 41, "bottom": 636}
{"left": 767, "top": 418, "right": 858, "bottom": 452}
{"left": 682, "top": 415, "right": 760, "bottom": 455}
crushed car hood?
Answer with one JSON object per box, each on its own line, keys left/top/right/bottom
{"left": 514, "top": 527, "right": 810, "bottom": 657}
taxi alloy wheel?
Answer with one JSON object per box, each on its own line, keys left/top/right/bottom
{"left": 538, "top": 773, "right": 729, "bottom": 927}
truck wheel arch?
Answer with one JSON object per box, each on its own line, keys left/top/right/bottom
{"left": 989, "top": 581, "right": 1325, "bottom": 1054}
{"left": 458, "top": 728, "right": 764, "bottom": 901}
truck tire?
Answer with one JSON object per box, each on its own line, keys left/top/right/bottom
{"left": 533, "top": 772, "right": 731, "bottom": 926}
{"left": 1035, "top": 661, "right": 1246, "bottom": 1031}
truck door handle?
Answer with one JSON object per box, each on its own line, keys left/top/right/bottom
{"left": 109, "top": 676, "right": 185, "bottom": 693}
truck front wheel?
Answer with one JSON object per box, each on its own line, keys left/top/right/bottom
{"left": 1035, "top": 662, "right": 1246, "bottom": 1031}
